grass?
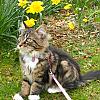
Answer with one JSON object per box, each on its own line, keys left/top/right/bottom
{"left": 0, "top": 0, "right": 23, "bottom": 46}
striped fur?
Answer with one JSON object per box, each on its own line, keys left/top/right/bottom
{"left": 14, "top": 25, "right": 100, "bottom": 99}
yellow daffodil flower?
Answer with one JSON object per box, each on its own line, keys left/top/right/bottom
{"left": 64, "top": 4, "right": 72, "bottom": 10}
{"left": 24, "top": 18, "right": 37, "bottom": 27}
{"left": 68, "top": 22, "right": 75, "bottom": 30}
{"left": 26, "top": 1, "right": 44, "bottom": 14}
{"left": 83, "top": 18, "right": 88, "bottom": 23}
{"left": 18, "top": 0, "right": 28, "bottom": 8}
{"left": 51, "top": 0, "right": 61, "bottom": 5}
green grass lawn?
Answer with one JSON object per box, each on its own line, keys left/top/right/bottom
{"left": 0, "top": 31, "right": 100, "bottom": 100}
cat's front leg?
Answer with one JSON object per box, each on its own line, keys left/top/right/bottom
{"left": 28, "top": 61, "right": 47, "bottom": 100}
{"left": 13, "top": 80, "right": 30, "bottom": 100}
{"left": 28, "top": 81, "right": 43, "bottom": 100}
{"left": 13, "top": 93, "right": 24, "bottom": 100}
{"left": 28, "top": 95, "right": 40, "bottom": 100}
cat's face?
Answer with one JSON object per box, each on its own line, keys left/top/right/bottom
{"left": 17, "top": 23, "right": 49, "bottom": 53}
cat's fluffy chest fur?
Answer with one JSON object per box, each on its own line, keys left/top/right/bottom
{"left": 23, "top": 52, "right": 39, "bottom": 70}
{"left": 21, "top": 51, "right": 40, "bottom": 83}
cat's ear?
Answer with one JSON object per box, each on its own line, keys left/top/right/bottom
{"left": 36, "top": 25, "right": 46, "bottom": 34}
{"left": 36, "top": 25, "right": 52, "bottom": 40}
{"left": 35, "top": 25, "right": 47, "bottom": 39}
{"left": 20, "top": 22, "right": 25, "bottom": 29}
{"left": 19, "top": 22, "right": 26, "bottom": 34}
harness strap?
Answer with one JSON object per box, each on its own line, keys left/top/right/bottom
{"left": 49, "top": 71, "right": 72, "bottom": 100}
{"left": 47, "top": 54, "right": 72, "bottom": 100}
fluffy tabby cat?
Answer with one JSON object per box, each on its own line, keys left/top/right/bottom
{"left": 13, "top": 23, "right": 100, "bottom": 100}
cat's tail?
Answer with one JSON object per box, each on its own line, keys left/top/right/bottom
{"left": 82, "top": 70, "right": 100, "bottom": 81}
{"left": 62, "top": 71, "right": 100, "bottom": 89}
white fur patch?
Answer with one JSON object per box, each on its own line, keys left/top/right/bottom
{"left": 28, "top": 95, "right": 40, "bottom": 100}
{"left": 23, "top": 54, "right": 39, "bottom": 70}
{"left": 48, "top": 87, "right": 62, "bottom": 93}
{"left": 13, "top": 93, "right": 24, "bottom": 100}
{"left": 23, "top": 53, "right": 39, "bottom": 82}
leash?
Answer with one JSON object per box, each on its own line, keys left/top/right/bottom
{"left": 47, "top": 54, "right": 72, "bottom": 100}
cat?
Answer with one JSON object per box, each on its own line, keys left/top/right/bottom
{"left": 13, "top": 23, "right": 100, "bottom": 100}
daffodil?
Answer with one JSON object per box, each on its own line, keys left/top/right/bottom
{"left": 26, "top": 1, "right": 44, "bottom": 14}
{"left": 68, "top": 22, "right": 75, "bottom": 30}
{"left": 64, "top": 4, "right": 72, "bottom": 10}
{"left": 51, "top": 0, "right": 61, "bottom": 5}
{"left": 18, "top": 0, "right": 28, "bottom": 8}
{"left": 83, "top": 18, "right": 88, "bottom": 23}
{"left": 24, "top": 18, "right": 37, "bottom": 27}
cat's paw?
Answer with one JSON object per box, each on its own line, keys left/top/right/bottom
{"left": 47, "top": 87, "right": 61, "bottom": 93}
{"left": 28, "top": 95, "right": 40, "bottom": 100}
{"left": 13, "top": 93, "right": 24, "bottom": 100}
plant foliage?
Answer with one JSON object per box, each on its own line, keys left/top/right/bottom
{"left": 0, "top": 0, "right": 22, "bottom": 46}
